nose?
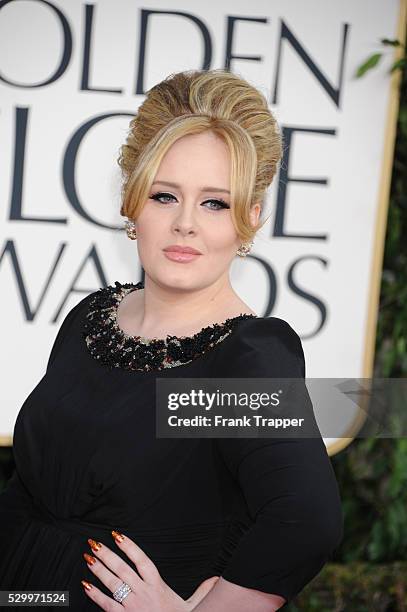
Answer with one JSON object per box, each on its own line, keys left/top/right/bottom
{"left": 171, "top": 202, "right": 198, "bottom": 237}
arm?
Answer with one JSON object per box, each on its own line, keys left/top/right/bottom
{"left": 193, "top": 318, "right": 344, "bottom": 610}
{"left": 190, "top": 576, "right": 285, "bottom": 611}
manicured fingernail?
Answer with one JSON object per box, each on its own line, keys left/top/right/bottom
{"left": 88, "top": 538, "right": 102, "bottom": 552}
{"left": 81, "top": 579, "right": 93, "bottom": 591}
{"left": 83, "top": 552, "right": 96, "bottom": 566}
{"left": 111, "top": 530, "right": 124, "bottom": 543}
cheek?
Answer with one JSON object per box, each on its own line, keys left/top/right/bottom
{"left": 136, "top": 208, "right": 165, "bottom": 241}
{"left": 205, "top": 220, "right": 239, "bottom": 251}
{"left": 136, "top": 205, "right": 158, "bottom": 230}
{"left": 137, "top": 231, "right": 159, "bottom": 257}
{"left": 133, "top": 216, "right": 158, "bottom": 254}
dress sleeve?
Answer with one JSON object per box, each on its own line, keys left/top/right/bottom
{"left": 46, "top": 292, "right": 93, "bottom": 372}
{"left": 215, "top": 317, "right": 344, "bottom": 604}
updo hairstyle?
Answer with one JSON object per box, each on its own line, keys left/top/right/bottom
{"left": 117, "top": 69, "right": 283, "bottom": 243}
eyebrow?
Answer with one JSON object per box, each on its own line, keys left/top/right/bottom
{"left": 151, "top": 180, "right": 230, "bottom": 194}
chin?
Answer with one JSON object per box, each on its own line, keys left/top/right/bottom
{"left": 164, "top": 276, "right": 198, "bottom": 290}
{"left": 148, "top": 270, "right": 193, "bottom": 287}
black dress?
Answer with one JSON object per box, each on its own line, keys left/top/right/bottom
{"left": 0, "top": 280, "right": 343, "bottom": 610}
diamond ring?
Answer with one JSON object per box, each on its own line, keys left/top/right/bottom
{"left": 112, "top": 581, "right": 132, "bottom": 603}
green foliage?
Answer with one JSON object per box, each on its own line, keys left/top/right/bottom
{"left": 355, "top": 38, "right": 406, "bottom": 77}
{"left": 332, "top": 438, "right": 407, "bottom": 563}
{"left": 356, "top": 52, "right": 383, "bottom": 77}
{"left": 287, "top": 562, "right": 407, "bottom": 611}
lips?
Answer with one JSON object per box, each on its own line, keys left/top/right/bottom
{"left": 163, "top": 245, "right": 202, "bottom": 255}
{"left": 163, "top": 245, "right": 202, "bottom": 264}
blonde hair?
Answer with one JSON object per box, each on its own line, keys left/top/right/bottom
{"left": 117, "top": 69, "right": 283, "bottom": 243}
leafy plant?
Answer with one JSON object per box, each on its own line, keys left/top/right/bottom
{"left": 355, "top": 38, "right": 406, "bottom": 77}
{"left": 333, "top": 30, "right": 407, "bottom": 564}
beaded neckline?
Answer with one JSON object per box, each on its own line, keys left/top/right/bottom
{"left": 82, "top": 280, "right": 258, "bottom": 372}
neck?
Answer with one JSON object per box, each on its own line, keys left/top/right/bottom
{"left": 132, "top": 274, "right": 247, "bottom": 337}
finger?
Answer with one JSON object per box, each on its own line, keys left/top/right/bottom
{"left": 87, "top": 538, "right": 143, "bottom": 589}
{"left": 81, "top": 579, "right": 123, "bottom": 611}
{"left": 111, "top": 530, "right": 161, "bottom": 584}
{"left": 83, "top": 551, "right": 139, "bottom": 607}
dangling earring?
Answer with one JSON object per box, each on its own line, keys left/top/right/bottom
{"left": 236, "top": 240, "right": 253, "bottom": 257}
{"left": 125, "top": 218, "right": 137, "bottom": 240}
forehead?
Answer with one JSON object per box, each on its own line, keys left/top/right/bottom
{"left": 155, "top": 132, "right": 231, "bottom": 188}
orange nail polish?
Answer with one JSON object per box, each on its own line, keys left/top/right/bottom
{"left": 111, "top": 530, "right": 125, "bottom": 543}
{"left": 81, "top": 579, "right": 93, "bottom": 591}
{"left": 88, "top": 538, "right": 102, "bottom": 552}
{"left": 83, "top": 552, "right": 96, "bottom": 566}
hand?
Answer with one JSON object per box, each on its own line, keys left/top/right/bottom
{"left": 81, "top": 530, "right": 220, "bottom": 611}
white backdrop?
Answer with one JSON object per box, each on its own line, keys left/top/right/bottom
{"left": 0, "top": 0, "right": 404, "bottom": 453}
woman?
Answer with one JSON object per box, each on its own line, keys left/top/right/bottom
{"left": 0, "top": 69, "right": 343, "bottom": 611}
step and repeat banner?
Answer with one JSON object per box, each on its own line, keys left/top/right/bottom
{"left": 0, "top": 0, "right": 405, "bottom": 453}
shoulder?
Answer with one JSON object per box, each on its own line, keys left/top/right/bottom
{"left": 51, "top": 282, "right": 121, "bottom": 340}
{"left": 46, "top": 290, "right": 97, "bottom": 371}
{"left": 218, "top": 315, "right": 306, "bottom": 378}
{"left": 238, "top": 315, "right": 302, "bottom": 351}
{"left": 47, "top": 282, "right": 134, "bottom": 371}
{"left": 57, "top": 290, "right": 96, "bottom": 328}
{"left": 234, "top": 315, "right": 304, "bottom": 362}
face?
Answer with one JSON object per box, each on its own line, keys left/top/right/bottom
{"left": 133, "top": 130, "right": 260, "bottom": 292}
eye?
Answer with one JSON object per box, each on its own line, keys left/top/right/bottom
{"left": 149, "top": 192, "right": 176, "bottom": 204}
{"left": 202, "top": 199, "right": 230, "bottom": 211}
{"left": 149, "top": 192, "right": 230, "bottom": 211}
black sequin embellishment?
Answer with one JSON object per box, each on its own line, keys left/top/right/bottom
{"left": 82, "top": 280, "right": 258, "bottom": 372}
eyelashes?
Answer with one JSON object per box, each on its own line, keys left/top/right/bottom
{"left": 149, "top": 192, "right": 230, "bottom": 211}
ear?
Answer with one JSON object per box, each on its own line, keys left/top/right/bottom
{"left": 249, "top": 202, "right": 262, "bottom": 229}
